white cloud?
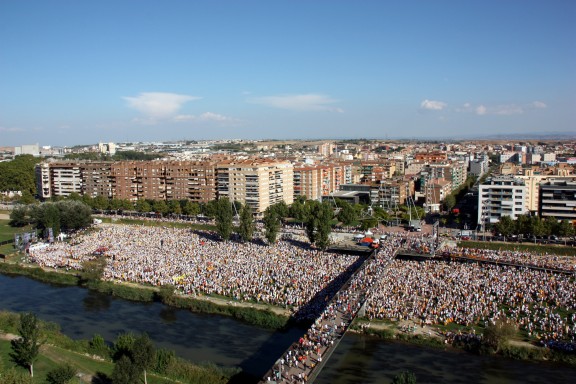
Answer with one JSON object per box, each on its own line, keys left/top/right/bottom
{"left": 199, "top": 112, "right": 231, "bottom": 121}
{"left": 123, "top": 92, "right": 200, "bottom": 118}
{"left": 173, "top": 114, "right": 196, "bottom": 122}
{"left": 248, "top": 93, "right": 342, "bottom": 112}
{"left": 420, "top": 99, "right": 447, "bottom": 111}
{"left": 0, "top": 126, "right": 25, "bottom": 132}
{"left": 493, "top": 105, "right": 524, "bottom": 115}
{"left": 173, "top": 112, "right": 237, "bottom": 123}
{"left": 472, "top": 101, "right": 547, "bottom": 116}
{"left": 531, "top": 101, "right": 547, "bottom": 109}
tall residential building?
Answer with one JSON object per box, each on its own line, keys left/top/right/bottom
{"left": 424, "top": 179, "right": 452, "bottom": 212}
{"left": 478, "top": 176, "right": 528, "bottom": 225}
{"left": 470, "top": 155, "right": 489, "bottom": 176}
{"left": 98, "top": 142, "right": 117, "bottom": 155}
{"left": 37, "top": 160, "right": 218, "bottom": 204}
{"left": 217, "top": 159, "right": 293, "bottom": 213}
{"left": 317, "top": 142, "right": 335, "bottom": 157}
{"left": 293, "top": 163, "right": 350, "bottom": 201}
{"left": 538, "top": 179, "right": 576, "bottom": 223}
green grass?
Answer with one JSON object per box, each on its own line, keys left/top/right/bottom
{"left": 99, "top": 216, "right": 216, "bottom": 231}
{"left": 0, "top": 219, "right": 35, "bottom": 243}
{"left": 459, "top": 240, "right": 576, "bottom": 256}
{"left": 0, "top": 339, "right": 180, "bottom": 383}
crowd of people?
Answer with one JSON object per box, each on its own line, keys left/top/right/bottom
{"left": 363, "top": 254, "right": 576, "bottom": 343}
{"left": 29, "top": 224, "right": 360, "bottom": 319}
{"left": 443, "top": 247, "right": 576, "bottom": 272}
{"left": 28, "top": 221, "right": 576, "bottom": 348}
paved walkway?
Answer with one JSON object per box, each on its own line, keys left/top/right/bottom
{"left": 260, "top": 252, "right": 373, "bottom": 384}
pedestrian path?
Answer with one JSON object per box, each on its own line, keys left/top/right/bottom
{"left": 260, "top": 250, "right": 375, "bottom": 384}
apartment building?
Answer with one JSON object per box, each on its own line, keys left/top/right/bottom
{"left": 217, "top": 159, "right": 293, "bottom": 213}
{"left": 293, "top": 163, "right": 350, "bottom": 201}
{"left": 413, "top": 151, "right": 447, "bottom": 163}
{"left": 538, "top": 179, "right": 576, "bottom": 223}
{"left": 424, "top": 179, "right": 452, "bottom": 212}
{"left": 470, "top": 155, "right": 489, "bottom": 176}
{"left": 38, "top": 160, "right": 218, "bottom": 204}
{"left": 359, "top": 160, "right": 397, "bottom": 183}
{"left": 293, "top": 164, "right": 324, "bottom": 201}
{"left": 478, "top": 176, "right": 528, "bottom": 225}
{"left": 82, "top": 162, "right": 114, "bottom": 198}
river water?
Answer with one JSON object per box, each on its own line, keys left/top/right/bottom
{"left": 0, "top": 274, "right": 574, "bottom": 383}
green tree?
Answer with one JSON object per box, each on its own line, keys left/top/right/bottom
{"left": 19, "top": 190, "right": 36, "bottom": 204}
{"left": 89, "top": 334, "right": 110, "bottom": 358}
{"left": 337, "top": 201, "right": 358, "bottom": 227}
{"left": 0, "top": 155, "right": 41, "bottom": 196}
{"left": 214, "top": 197, "right": 233, "bottom": 241}
{"left": 152, "top": 200, "right": 169, "bottom": 216}
{"left": 67, "top": 192, "right": 82, "bottom": 201}
{"left": 153, "top": 348, "right": 176, "bottom": 375}
{"left": 392, "top": 371, "right": 417, "bottom": 384}
{"left": 289, "top": 197, "right": 308, "bottom": 223}
{"left": 108, "top": 198, "right": 123, "bottom": 211}
{"left": 111, "top": 332, "right": 155, "bottom": 384}
{"left": 112, "top": 332, "right": 136, "bottom": 362}
{"left": 360, "top": 217, "right": 379, "bottom": 231}
{"left": 167, "top": 200, "right": 182, "bottom": 215}
{"left": 443, "top": 194, "right": 456, "bottom": 212}
{"left": 271, "top": 201, "right": 289, "bottom": 220}
{"left": 32, "top": 203, "right": 61, "bottom": 236}
{"left": 530, "top": 216, "right": 545, "bottom": 236}
{"left": 514, "top": 214, "right": 531, "bottom": 236}
{"left": 482, "top": 316, "right": 517, "bottom": 354}
{"left": 9, "top": 206, "right": 31, "bottom": 227}
{"left": 79, "top": 257, "right": 107, "bottom": 288}
{"left": 10, "top": 312, "right": 43, "bottom": 377}
{"left": 0, "top": 367, "right": 33, "bottom": 384}
{"left": 182, "top": 200, "right": 200, "bottom": 216}
{"left": 81, "top": 194, "right": 93, "bottom": 208}
{"left": 542, "top": 216, "right": 558, "bottom": 236}
{"left": 263, "top": 206, "right": 281, "bottom": 244}
{"left": 132, "top": 333, "right": 156, "bottom": 384}
{"left": 203, "top": 200, "right": 219, "bottom": 218}
{"left": 111, "top": 355, "right": 140, "bottom": 384}
{"left": 238, "top": 204, "right": 255, "bottom": 242}
{"left": 493, "top": 215, "right": 514, "bottom": 237}
{"left": 45, "top": 363, "right": 77, "bottom": 384}
{"left": 56, "top": 200, "right": 93, "bottom": 232}
{"left": 135, "top": 199, "right": 152, "bottom": 213}
{"left": 92, "top": 195, "right": 109, "bottom": 211}
{"left": 558, "top": 220, "right": 575, "bottom": 238}
{"left": 305, "top": 201, "right": 333, "bottom": 249}
{"left": 120, "top": 199, "right": 134, "bottom": 211}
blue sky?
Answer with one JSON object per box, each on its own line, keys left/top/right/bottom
{"left": 1, "top": 0, "right": 575, "bottom": 147}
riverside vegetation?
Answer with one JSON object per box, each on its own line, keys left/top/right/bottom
{"left": 0, "top": 310, "right": 238, "bottom": 383}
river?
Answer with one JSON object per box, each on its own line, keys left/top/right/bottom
{"left": 0, "top": 274, "right": 574, "bottom": 383}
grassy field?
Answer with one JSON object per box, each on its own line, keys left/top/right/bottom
{"left": 0, "top": 219, "right": 35, "bottom": 242}
{"left": 0, "top": 338, "right": 199, "bottom": 383}
{"left": 99, "top": 216, "right": 216, "bottom": 231}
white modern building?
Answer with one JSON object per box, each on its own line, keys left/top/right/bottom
{"left": 478, "top": 176, "right": 528, "bottom": 225}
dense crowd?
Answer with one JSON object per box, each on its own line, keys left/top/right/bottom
{"left": 29, "top": 224, "right": 359, "bottom": 317}
{"left": 28, "top": 221, "right": 576, "bottom": 347}
{"left": 444, "top": 247, "right": 576, "bottom": 272}
{"left": 363, "top": 255, "right": 576, "bottom": 343}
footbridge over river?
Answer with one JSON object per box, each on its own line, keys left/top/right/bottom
{"left": 259, "top": 245, "right": 377, "bottom": 384}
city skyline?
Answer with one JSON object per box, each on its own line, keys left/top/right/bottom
{"left": 1, "top": 0, "right": 575, "bottom": 147}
